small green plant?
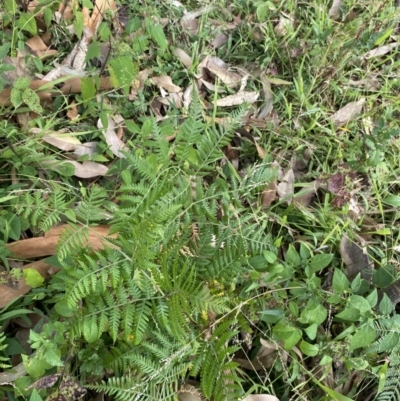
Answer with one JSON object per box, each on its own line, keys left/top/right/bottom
{"left": 11, "top": 77, "right": 43, "bottom": 114}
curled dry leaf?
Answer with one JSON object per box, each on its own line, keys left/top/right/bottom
{"left": 151, "top": 76, "right": 181, "bottom": 93}
{"left": 98, "top": 115, "right": 127, "bottom": 158}
{"left": 328, "top": 0, "right": 343, "bottom": 21}
{"left": 212, "top": 33, "right": 229, "bottom": 48}
{"left": 198, "top": 55, "right": 242, "bottom": 87}
{"left": 331, "top": 98, "right": 365, "bottom": 127}
{"left": 173, "top": 48, "right": 193, "bottom": 68}
{"left": 216, "top": 91, "right": 259, "bottom": 107}
{"left": 277, "top": 169, "right": 294, "bottom": 204}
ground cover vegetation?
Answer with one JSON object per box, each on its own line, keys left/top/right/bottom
{"left": 0, "top": 0, "right": 400, "bottom": 400}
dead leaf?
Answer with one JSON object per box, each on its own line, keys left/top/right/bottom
{"left": 347, "top": 77, "right": 381, "bottom": 92}
{"left": 293, "top": 181, "right": 320, "bottom": 207}
{"left": 0, "top": 361, "right": 26, "bottom": 384}
{"left": 151, "top": 76, "right": 182, "bottom": 93}
{"left": 72, "top": 160, "right": 109, "bottom": 178}
{"left": 42, "top": 159, "right": 109, "bottom": 178}
{"left": 331, "top": 98, "right": 365, "bottom": 127}
{"left": 340, "top": 235, "right": 373, "bottom": 280}
{"left": 0, "top": 261, "right": 51, "bottom": 308}
{"left": 328, "top": 0, "right": 343, "bottom": 21}
{"left": 198, "top": 56, "right": 242, "bottom": 87}
{"left": 363, "top": 43, "right": 398, "bottom": 59}
{"left": 25, "top": 36, "right": 57, "bottom": 58}
{"left": 262, "top": 180, "right": 277, "bottom": 208}
{"left": 259, "top": 73, "right": 273, "bottom": 118}
{"left": 173, "top": 48, "right": 193, "bottom": 68}
{"left": 216, "top": 91, "right": 259, "bottom": 107}
{"left": 181, "top": 5, "right": 217, "bottom": 34}
{"left": 243, "top": 395, "right": 280, "bottom": 401}
{"left": 67, "top": 100, "right": 79, "bottom": 120}
{"left": 98, "top": 115, "right": 127, "bottom": 158}
{"left": 177, "top": 384, "right": 203, "bottom": 401}
{"left": 277, "top": 169, "right": 294, "bottom": 204}
{"left": 274, "top": 14, "right": 294, "bottom": 37}
{"left": 6, "top": 225, "right": 117, "bottom": 260}
{"left": 42, "top": 133, "right": 82, "bottom": 151}
{"left": 73, "top": 141, "right": 99, "bottom": 158}
{"left": 212, "top": 33, "right": 228, "bottom": 48}
{"left": 254, "top": 140, "right": 266, "bottom": 159}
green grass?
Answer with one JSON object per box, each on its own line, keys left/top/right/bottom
{"left": 1, "top": 0, "right": 400, "bottom": 400}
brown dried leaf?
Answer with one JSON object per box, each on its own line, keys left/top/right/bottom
{"left": 72, "top": 160, "right": 109, "bottom": 178}
{"left": 328, "top": 0, "right": 343, "bottom": 21}
{"left": 151, "top": 76, "right": 182, "bottom": 93}
{"left": 331, "top": 98, "right": 365, "bottom": 127}
{"left": 6, "top": 225, "right": 117, "bottom": 260}
{"left": 262, "top": 180, "right": 277, "bottom": 208}
{"left": 259, "top": 73, "right": 273, "bottom": 118}
{"left": 198, "top": 56, "right": 242, "bottom": 87}
{"left": 340, "top": 235, "right": 373, "bottom": 280}
{"left": 98, "top": 115, "right": 127, "bottom": 158}
{"left": 173, "top": 48, "right": 193, "bottom": 68}
{"left": 0, "top": 261, "right": 52, "bottom": 308}
{"left": 277, "top": 169, "right": 294, "bottom": 204}
{"left": 364, "top": 43, "right": 398, "bottom": 59}
{"left": 293, "top": 181, "right": 320, "bottom": 207}
{"left": 216, "top": 91, "right": 259, "bottom": 107}
{"left": 42, "top": 133, "right": 82, "bottom": 151}
{"left": 25, "top": 36, "right": 57, "bottom": 58}
{"left": 66, "top": 100, "right": 79, "bottom": 120}
{"left": 211, "top": 33, "right": 228, "bottom": 48}
{"left": 347, "top": 77, "right": 381, "bottom": 92}
{"left": 73, "top": 141, "right": 99, "bottom": 158}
